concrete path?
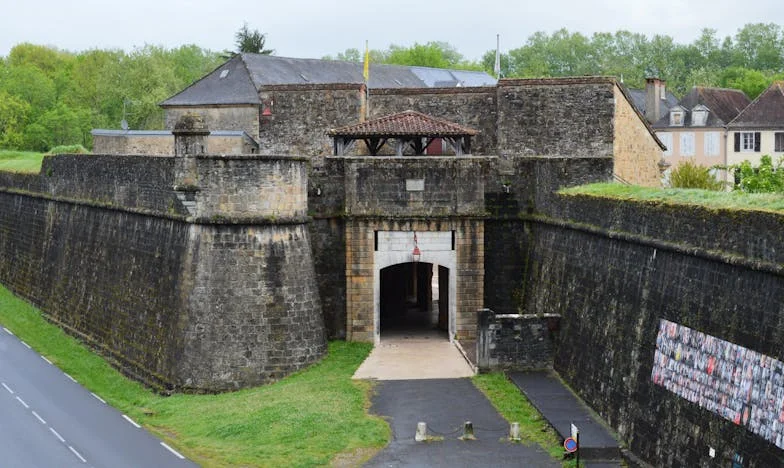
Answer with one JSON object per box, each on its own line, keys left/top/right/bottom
{"left": 353, "top": 336, "right": 474, "bottom": 380}
{"left": 509, "top": 371, "right": 623, "bottom": 465}
{"left": 364, "top": 379, "right": 558, "bottom": 467}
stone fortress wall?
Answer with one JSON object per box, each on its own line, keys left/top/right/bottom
{"left": 0, "top": 136, "right": 326, "bottom": 392}
{"left": 0, "top": 75, "right": 781, "bottom": 465}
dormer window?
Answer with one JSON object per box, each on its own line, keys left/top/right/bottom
{"left": 691, "top": 104, "right": 709, "bottom": 127}
{"left": 669, "top": 106, "right": 685, "bottom": 126}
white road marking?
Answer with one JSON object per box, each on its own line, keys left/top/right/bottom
{"left": 21, "top": 341, "right": 31, "bottom": 349}
{"left": 122, "top": 414, "right": 141, "bottom": 428}
{"left": 160, "top": 442, "right": 185, "bottom": 459}
{"left": 64, "top": 373, "right": 77, "bottom": 383}
{"left": 15, "top": 396, "right": 29, "bottom": 409}
{"left": 50, "top": 427, "right": 65, "bottom": 443}
{"left": 32, "top": 411, "right": 46, "bottom": 424}
{"left": 41, "top": 356, "right": 53, "bottom": 365}
{"left": 3, "top": 327, "right": 13, "bottom": 335}
{"left": 2, "top": 382, "right": 14, "bottom": 394}
{"left": 90, "top": 392, "right": 105, "bottom": 404}
{"left": 68, "top": 446, "right": 87, "bottom": 463}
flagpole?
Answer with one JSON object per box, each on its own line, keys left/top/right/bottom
{"left": 494, "top": 34, "right": 501, "bottom": 79}
{"left": 363, "top": 40, "right": 370, "bottom": 119}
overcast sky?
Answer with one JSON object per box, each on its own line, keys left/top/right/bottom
{"left": 1, "top": 0, "right": 781, "bottom": 61}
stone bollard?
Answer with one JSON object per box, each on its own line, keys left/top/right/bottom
{"left": 460, "top": 421, "right": 476, "bottom": 440}
{"left": 509, "top": 422, "right": 521, "bottom": 441}
{"left": 415, "top": 422, "right": 428, "bottom": 442}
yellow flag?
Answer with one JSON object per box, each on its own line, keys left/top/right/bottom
{"left": 363, "top": 40, "right": 369, "bottom": 83}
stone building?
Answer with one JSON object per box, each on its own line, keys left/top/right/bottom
{"left": 151, "top": 54, "right": 667, "bottom": 343}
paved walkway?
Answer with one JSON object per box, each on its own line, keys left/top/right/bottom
{"left": 353, "top": 335, "right": 474, "bottom": 380}
{"left": 364, "top": 379, "right": 558, "bottom": 467}
{"left": 508, "top": 371, "right": 623, "bottom": 465}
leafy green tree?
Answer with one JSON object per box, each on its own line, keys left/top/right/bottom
{"left": 734, "top": 155, "right": 784, "bottom": 193}
{"left": 733, "top": 23, "right": 784, "bottom": 72}
{"left": 385, "top": 41, "right": 472, "bottom": 69}
{"left": 234, "top": 23, "right": 273, "bottom": 55}
{"left": 0, "top": 65, "right": 57, "bottom": 120}
{"left": 0, "top": 90, "right": 31, "bottom": 148}
{"left": 7, "top": 43, "right": 73, "bottom": 78}
{"left": 719, "top": 67, "right": 770, "bottom": 99}
{"left": 23, "top": 103, "right": 91, "bottom": 151}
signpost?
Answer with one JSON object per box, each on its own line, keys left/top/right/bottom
{"left": 568, "top": 423, "right": 580, "bottom": 466}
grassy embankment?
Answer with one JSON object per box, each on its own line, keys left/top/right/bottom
{"left": 0, "top": 150, "right": 45, "bottom": 173}
{"left": 561, "top": 182, "right": 784, "bottom": 212}
{"left": 0, "top": 284, "right": 390, "bottom": 467}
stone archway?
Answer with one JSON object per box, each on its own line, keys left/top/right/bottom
{"left": 373, "top": 231, "right": 456, "bottom": 344}
{"left": 378, "top": 262, "right": 451, "bottom": 338}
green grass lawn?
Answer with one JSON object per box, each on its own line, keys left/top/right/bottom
{"left": 0, "top": 284, "right": 389, "bottom": 467}
{"left": 561, "top": 183, "right": 784, "bottom": 213}
{"left": 473, "top": 373, "right": 576, "bottom": 467}
{"left": 0, "top": 150, "right": 45, "bottom": 173}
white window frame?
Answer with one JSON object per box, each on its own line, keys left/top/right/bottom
{"left": 670, "top": 111, "right": 684, "bottom": 126}
{"left": 741, "top": 132, "right": 756, "bottom": 152}
{"left": 680, "top": 132, "right": 695, "bottom": 157}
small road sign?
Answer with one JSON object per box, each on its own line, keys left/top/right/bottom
{"left": 564, "top": 437, "right": 578, "bottom": 453}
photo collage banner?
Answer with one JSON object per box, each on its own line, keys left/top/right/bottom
{"left": 652, "top": 319, "right": 784, "bottom": 450}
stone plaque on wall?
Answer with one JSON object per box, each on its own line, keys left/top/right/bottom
{"left": 405, "top": 179, "right": 425, "bottom": 191}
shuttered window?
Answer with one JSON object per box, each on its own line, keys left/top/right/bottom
{"left": 704, "top": 132, "right": 720, "bottom": 156}
{"left": 680, "top": 132, "right": 695, "bottom": 157}
{"left": 658, "top": 133, "right": 672, "bottom": 156}
{"left": 735, "top": 132, "right": 761, "bottom": 152}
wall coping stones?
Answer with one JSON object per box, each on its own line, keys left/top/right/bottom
{"left": 0, "top": 186, "right": 310, "bottom": 226}
{"left": 260, "top": 83, "right": 365, "bottom": 92}
{"left": 494, "top": 313, "right": 562, "bottom": 319}
{"left": 328, "top": 155, "right": 496, "bottom": 162}
{"left": 528, "top": 212, "right": 784, "bottom": 277}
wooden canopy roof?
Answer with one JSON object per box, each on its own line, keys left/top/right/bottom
{"left": 327, "top": 110, "right": 479, "bottom": 156}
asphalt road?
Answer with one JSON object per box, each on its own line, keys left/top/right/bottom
{"left": 0, "top": 326, "right": 198, "bottom": 468}
{"left": 365, "top": 378, "right": 558, "bottom": 467}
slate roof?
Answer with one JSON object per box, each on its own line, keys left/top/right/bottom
{"left": 162, "top": 54, "right": 497, "bottom": 106}
{"left": 652, "top": 87, "right": 751, "bottom": 128}
{"left": 626, "top": 87, "right": 679, "bottom": 121}
{"left": 728, "top": 81, "right": 784, "bottom": 129}
{"left": 327, "top": 110, "right": 479, "bottom": 138}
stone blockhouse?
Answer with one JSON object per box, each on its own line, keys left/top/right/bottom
{"left": 158, "top": 54, "right": 665, "bottom": 186}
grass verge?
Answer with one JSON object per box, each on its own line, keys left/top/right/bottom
{"left": 0, "top": 284, "right": 389, "bottom": 467}
{"left": 0, "top": 150, "right": 45, "bottom": 173}
{"left": 561, "top": 183, "right": 784, "bottom": 213}
{"left": 473, "top": 373, "right": 576, "bottom": 467}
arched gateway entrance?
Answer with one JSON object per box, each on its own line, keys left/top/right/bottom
{"left": 373, "top": 231, "right": 456, "bottom": 344}
{"left": 379, "top": 262, "right": 450, "bottom": 337}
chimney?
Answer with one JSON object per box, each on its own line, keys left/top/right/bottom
{"left": 645, "top": 77, "right": 665, "bottom": 123}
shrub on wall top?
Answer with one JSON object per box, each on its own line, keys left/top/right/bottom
{"left": 669, "top": 161, "right": 723, "bottom": 191}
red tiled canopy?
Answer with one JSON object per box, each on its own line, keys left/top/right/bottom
{"left": 327, "top": 110, "right": 479, "bottom": 138}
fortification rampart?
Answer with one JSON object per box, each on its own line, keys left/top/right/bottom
{"left": 0, "top": 153, "right": 326, "bottom": 392}
{"left": 524, "top": 194, "right": 784, "bottom": 466}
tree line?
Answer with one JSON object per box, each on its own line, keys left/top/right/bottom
{"left": 2, "top": 23, "right": 783, "bottom": 152}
